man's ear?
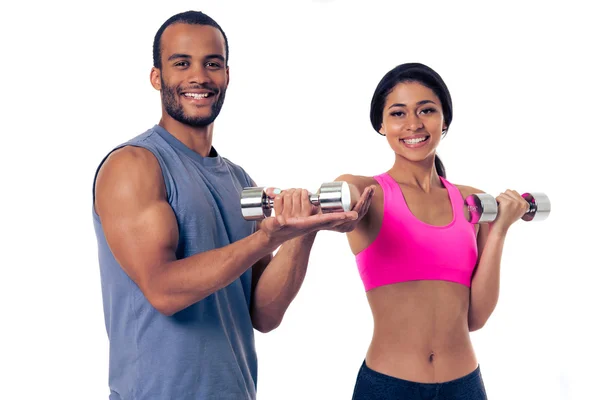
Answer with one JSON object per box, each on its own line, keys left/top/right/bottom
{"left": 150, "top": 67, "right": 161, "bottom": 91}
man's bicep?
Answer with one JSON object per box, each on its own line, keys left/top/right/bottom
{"left": 94, "top": 147, "right": 179, "bottom": 292}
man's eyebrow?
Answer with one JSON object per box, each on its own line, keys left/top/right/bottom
{"left": 205, "top": 54, "right": 225, "bottom": 62}
{"left": 167, "top": 53, "right": 191, "bottom": 61}
{"left": 167, "top": 53, "right": 225, "bottom": 62}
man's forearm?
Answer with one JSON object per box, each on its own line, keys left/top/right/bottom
{"left": 468, "top": 228, "right": 507, "bottom": 331}
{"left": 146, "top": 229, "right": 278, "bottom": 316}
{"left": 251, "top": 232, "right": 317, "bottom": 332}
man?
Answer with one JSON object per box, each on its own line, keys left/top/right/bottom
{"left": 92, "top": 10, "right": 373, "bottom": 400}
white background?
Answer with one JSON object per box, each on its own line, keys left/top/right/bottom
{"left": 1, "top": 0, "right": 598, "bottom": 399}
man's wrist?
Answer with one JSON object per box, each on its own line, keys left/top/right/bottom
{"left": 255, "top": 228, "right": 281, "bottom": 253}
{"left": 297, "top": 231, "right": 317, "bottom": 244}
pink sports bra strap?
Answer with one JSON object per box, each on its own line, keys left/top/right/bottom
{"left": 372, "top": 173, "right": 409, "bottom": 218}
{"left": 439, "top": 176, "right": 467, "bottom": 222}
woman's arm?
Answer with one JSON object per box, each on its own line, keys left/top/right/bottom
{"left": 459, "top": 186, "right": 531, "bottom": 331}
{"left": 334, "top": 174, "right": 378, "bottom": 254}
{"left": 467, "top": 221, "right": 502, "bottom": 331}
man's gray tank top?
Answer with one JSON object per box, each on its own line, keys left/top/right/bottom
{"left": 92, "top": 124, "right": 259, "bottom": 399}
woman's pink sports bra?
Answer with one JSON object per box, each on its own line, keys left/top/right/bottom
{"left": 355, "top": 173, "right": 479, "bottom": 291}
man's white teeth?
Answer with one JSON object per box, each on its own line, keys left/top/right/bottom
{"left": 403, "top": 137, "right": 427, "bottom": 144}
{"left": 184, "top": 93, "right": 210, "bottom": 99}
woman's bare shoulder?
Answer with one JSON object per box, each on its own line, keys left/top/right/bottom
{"left": 454, "top": 183, "right": 487, "bottom": 198}
{"left": 334, "top": 174, "right": 379, "bottom": 191}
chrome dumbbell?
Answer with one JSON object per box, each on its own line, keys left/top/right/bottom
{"left": 240, "top": 182, "right": 352, "bottom": 221}
{"left": 464, "top": 192, "right": 551, "bottom": 224}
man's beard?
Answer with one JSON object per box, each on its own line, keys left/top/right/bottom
{"left": 160, "top": 75, "right": 226, "bottom": 127}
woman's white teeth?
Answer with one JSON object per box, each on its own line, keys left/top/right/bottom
{"left": 403, "top": 137, "right": 427, "bottom": 144}
{"left": 184, "top": 93, "right": 210, "bottom": 99}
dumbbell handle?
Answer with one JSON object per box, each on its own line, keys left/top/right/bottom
{"left": 261, "top": 193, "right": 323, "bottom": 208}
{"left": 465, "top": 197, "right": 537, "bottom": 214}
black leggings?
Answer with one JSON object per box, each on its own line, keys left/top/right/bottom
{"left": 352, "top": 360, "right": 488, "bottom": 400}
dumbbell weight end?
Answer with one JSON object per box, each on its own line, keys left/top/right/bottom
{"left": 240, "top": 187, "right": 273, "bottom": 221}
{"left": 521, "top": 192, "right": 551, "bottom": 222}
{"left": 311, "top": 181, "right": 352, "bottom": 213}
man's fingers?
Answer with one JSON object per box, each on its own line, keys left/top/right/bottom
{"left": 264, "top": 187, "right": 283, "bottom": 198}
{"left": 300, "top": 189, "right": 311, "bottom": 216}
{"left": 273, "top": 192, "right": 284, "bottom": 217}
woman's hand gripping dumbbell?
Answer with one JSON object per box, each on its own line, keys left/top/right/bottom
{"left": 464, "top": 190, "right": 550, "bottom": 231}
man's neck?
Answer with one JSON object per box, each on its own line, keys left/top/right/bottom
{"left": 159, "top": 117, "right": 215, "bottom": 157}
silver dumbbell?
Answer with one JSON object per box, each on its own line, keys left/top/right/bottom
{"left": 240, "top": 182, "right": 352, "bottom": 221}
{"left": 464, "top": 192, "right": 551, "bottom": 224}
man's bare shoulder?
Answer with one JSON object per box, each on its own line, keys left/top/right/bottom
{"left": 101, "top": 145, "right": 159, "bottom": 171}
{"left": 94, "top": 145, "right": 165, "bottom": 214}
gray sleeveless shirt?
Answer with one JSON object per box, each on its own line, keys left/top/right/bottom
{"left": 92, "top": 124, "right": 258, "bottom": 399}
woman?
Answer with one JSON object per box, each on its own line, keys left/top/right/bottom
{"left": 335, "top": 63, "right": 531, "bottom": 399}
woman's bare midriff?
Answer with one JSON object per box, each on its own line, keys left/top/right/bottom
{"left": 364, "top": 280, "right": 478, "bottom": 383}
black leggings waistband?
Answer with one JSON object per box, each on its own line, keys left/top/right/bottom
{"left": 352, "top": 360, "right": 488, "bottom": 400}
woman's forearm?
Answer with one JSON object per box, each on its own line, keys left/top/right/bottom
{"left": 468, "top": 227, "right": 508, "bottom": 331}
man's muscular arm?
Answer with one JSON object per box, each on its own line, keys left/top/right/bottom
{"left": 248, "top": 190, "right": 318, "bottom": 333}
{"left": 94, "top": 146, "right": 278, "bottom": 316}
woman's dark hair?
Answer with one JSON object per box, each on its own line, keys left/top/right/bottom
{"left": 370, "top": 63, "right": 452, "bottom": 178}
